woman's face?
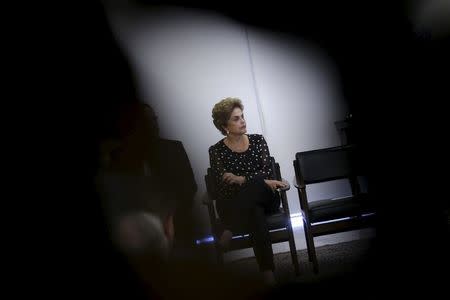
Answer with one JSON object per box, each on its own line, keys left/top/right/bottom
{"left": 224, "top": 107, "right": 246, "bottom": 135}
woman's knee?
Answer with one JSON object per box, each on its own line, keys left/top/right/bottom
{"left": 241, "top": 177, "right": 269, "bottom": 200}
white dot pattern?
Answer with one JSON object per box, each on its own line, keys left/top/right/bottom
{"left": 208, "top": 134, "right": 274, "bottom": 202}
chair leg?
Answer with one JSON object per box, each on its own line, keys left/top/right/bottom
{"left": 303, "top": 223, "right": 319, "bottom": 273}
{"left": 213, "top": 235, "right": 224, "bottom": 266}
{"left": 311, "top": 243, "right": 319, "bottom": 274}
{"left": 215, "top": 245, "right": 224, "bottom": 266}
{"left": 303, "top": 221, "right": 313, "bottom": 262}
{"left": 286, "top": 222, "right": 300, "bottom": 276}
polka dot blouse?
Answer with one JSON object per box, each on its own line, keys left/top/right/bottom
{"left": 208, "top": 134, "right": 274, "bottom": 203}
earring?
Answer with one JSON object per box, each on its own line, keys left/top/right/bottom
{"left": 226, "top": 130, "right": 229, "bottom": 135}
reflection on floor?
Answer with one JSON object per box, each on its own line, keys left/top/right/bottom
{"left": 195, "top": 214, "right": 376, "bottom": 263}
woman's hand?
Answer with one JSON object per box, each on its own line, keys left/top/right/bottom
{"left": 222, "top": 173, "right": 246, "bottom": 185}
{"left": 264, "top": 179, "right": 287, "bottom": 192}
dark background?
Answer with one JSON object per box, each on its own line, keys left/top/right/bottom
{"left": 38, "top": 0, "right": 448, "bottom": 298}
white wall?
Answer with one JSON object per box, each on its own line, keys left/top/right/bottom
{"left": 103, "top": 2, "right": 350, "bottom": 236}
{"left": 245, "top": 27, "right": 349, "bottom": 212}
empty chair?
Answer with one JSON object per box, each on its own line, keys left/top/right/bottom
{"left": 293, "top": 144, "right": 376, "bottom": 273}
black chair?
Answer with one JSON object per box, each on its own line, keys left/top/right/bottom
{"left": 204, "top": 156, "right": 300, "bottom": 276}
{"left": 293, "top": 144, "right": 376, "bottom": 273}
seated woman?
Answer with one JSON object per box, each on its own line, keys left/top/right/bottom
{"left": 208, "top": 97, "right": 287, "bottom": 286}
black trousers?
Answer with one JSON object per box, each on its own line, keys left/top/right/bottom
{"left": 217, "top": 176, "right": 280, "bottom": 271}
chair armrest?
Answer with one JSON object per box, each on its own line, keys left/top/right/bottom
{"left": 292, "top": 176, "right": 305, "bottom": 189}
{"left": 202, "top": 198, "right": 213, "bottom": 206}
{"left": 202, "top": 195, "right": 213, "bottom": 206}
{"left": 276, "top": 178, "right": 290, "bottom": 192}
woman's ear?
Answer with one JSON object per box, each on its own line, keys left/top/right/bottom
{"left": 222, "top": 125, "right": 229, "bottom": 135}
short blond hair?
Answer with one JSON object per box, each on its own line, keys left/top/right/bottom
{"left": 212, "top": 97, "right": 244, "bottom": 136}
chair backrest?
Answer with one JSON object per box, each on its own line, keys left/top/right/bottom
{"left": 270, "top": 156, "right": 281, "bottom": 181}
{"left": 205, "top": 167, "right": 218, "bottom": 200}
{"left": 295, "top": 144, "right": 359, "bottom": 185}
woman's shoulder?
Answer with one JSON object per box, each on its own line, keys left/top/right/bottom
{"left": 209, "top": 138, "right": 225, "bottom": 152}
{"left": 248, "top": 133, "right": 265, "bottom": 142}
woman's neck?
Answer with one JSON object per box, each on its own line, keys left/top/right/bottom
{"left": 225, "top": 133, "right": 245, "bottom": 145}
{"left": 224, "top": 134, "right": 249, "bottom": 153}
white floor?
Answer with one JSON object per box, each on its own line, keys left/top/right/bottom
{"left": 223, "top": 215, "right": 376, "bottom": 263}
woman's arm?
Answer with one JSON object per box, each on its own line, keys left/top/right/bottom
{"left": 246, "top": 135, "right": 287, "bottom": 191}
{"left": 209, "top": 146, "right": 226, "bottom": 187}
{"left": 245, "top": 135, "right": 274, "bottom": 182}
{"left": 209, "top": 146, "right": 246, "bottom": 186}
